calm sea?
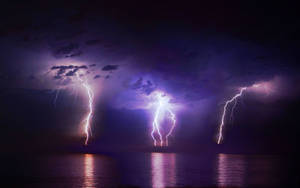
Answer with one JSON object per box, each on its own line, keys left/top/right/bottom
{"left": 2, "top": 152, "right": 298, "bottom": 187}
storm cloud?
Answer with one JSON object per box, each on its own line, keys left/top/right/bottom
{"left": 0, "top": 1, "right": 298, "bottom": 117}
{"left": 94, "top": 75, "right": 101, "bottom": 79}
{"left": 0, "top": 1, "right": 299, "bottom": 157}
{"left": 130, "top": 78, "right": 156, "bottom": 95}
{"left": 102, "top": 65, "right": 119, "bottom": 71}
{"left": 53, "top": 43, "right": 81, "bottom": 58}
{"left": 50, "top": 65, "right": 88, "bottom": 80}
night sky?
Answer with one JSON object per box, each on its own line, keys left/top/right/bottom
{"left": 1, "top": 1, "right": 300, "bottom": 155}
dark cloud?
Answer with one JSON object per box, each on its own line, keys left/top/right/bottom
{"left": 130, "top": 78, "right": 156, "bottom": 95}
{"left": 57, "top": 68, "right": 67, "bottom": 75}
{"left": 53, "top": 43, "right": 80, "bottom": 58}
{"left": 102, "top": 65, "right": 119, "bottom": 71}
{"left": 51, "top": 65, "right": 87, "bottom": 71}
{"left": 142, "top": 80, "right": 156, "bottom": 95}
{"left": 89, "top": 64, "right": 96, "bottom": 67}
{"left": 131, "top": 78, "right": 143, "bottom": 90}
{"left": 78, "top": 65, "right": 88, "bottom": 69}
{"left": 94, "top": 75, "right": 101, "bottom": 79}
{"left": 51, "top": 65, "right": 74, "bottom": 70}
{"left": 50, "top": 65, "right": 88, "bottom": 79}
{"left": 65, "top": 69, "right": 78, "bottom": 76}
{"left": 105, "top": 75, "right": 110, "bottom": 79}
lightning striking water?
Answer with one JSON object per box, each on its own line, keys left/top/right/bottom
{"left": 152, "top": 97, "right": 164, "bottom": 146}
{"left": 217, "top": 87, "right": 247, "bottom": 144}
{"left": 165, "top": 110, "right": 176, "bottom": 147}
{"left": 151, "top": 92, "right": 176, "bottom": 147}
{"left": 76, "top": 73, "right": 94, "bottom": 145}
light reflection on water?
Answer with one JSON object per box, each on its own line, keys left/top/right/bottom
{"left": 28, "top": 153, "right": 287, "bottom": 187}
{"left": 151, "top": 153, "right": 176, "bottom": 188}
{"left": 83, "top": 154, "right": 96, "bottom": 188}
{"left": 81, "top": 153, "right": 117, "bottom": 187}
{"left": 216, "top": 154, "right": 246, "bottom": 187}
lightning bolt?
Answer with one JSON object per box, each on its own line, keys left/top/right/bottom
{"left": 166, "top": 109, "right": 176, "bottom": 147}
{"left": 152, "top": 98, "right": 164, "bottom": 146}
{"left": 76, "top": 73, "right": 94, "bottom": 145}
{"left": 151, "top": 92, "right": 176, "bottom": 147}
{"left": 217, "top": 87, "right": 247, "bottom": 144}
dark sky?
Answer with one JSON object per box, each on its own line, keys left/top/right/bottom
{"left": 0, "top": 1, "right": 299, "bottom": 154}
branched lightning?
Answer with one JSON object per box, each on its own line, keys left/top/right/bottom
{"left": 76, "top": 73, "right": 94, "bottom": 145}
{"left": 217, "top": 87, "right": 247, "bottom": 144}
{"left": 151, "top": 92, "right": 176, "bottom": 147}
{"left": 152, "top": 97, "right": 164, "bottom": 146}
{"left": 165, "top": 109, "right": 176, "bottom": 146}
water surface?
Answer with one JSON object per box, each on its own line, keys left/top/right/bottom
{"left": 5, "top": 152, "right": 297, "bottom": 187}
